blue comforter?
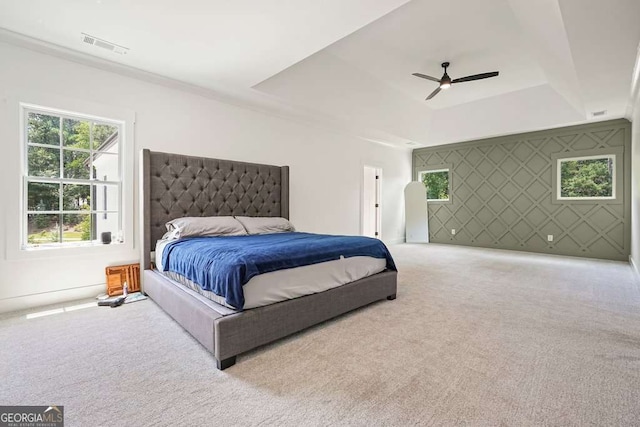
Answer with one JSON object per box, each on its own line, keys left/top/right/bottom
{"left": 161, "top": 232, "right": 397, "bottom": 310}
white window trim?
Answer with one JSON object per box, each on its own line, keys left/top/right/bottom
{"left": 418, "top": 168, "right": 451, "bottom": 202}
{"left": 21, "top": 105, "right": 125, "bottom": 250}
{"left": 4, "top": 90, "right": 135, "bottom": 261}
{"left": 556, "top": 154, "right": 616, "bottom": 201}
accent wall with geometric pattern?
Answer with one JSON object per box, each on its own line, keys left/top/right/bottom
{"left": 412, "top": 119, "right": 631, "bottom": 261}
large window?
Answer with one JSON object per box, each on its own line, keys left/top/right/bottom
{"left": 23, "top": 107, "right": 122, "bottom": 248}
{"left": 557, "top": 155, "right": 615, "bottom": 200}
{"left": 419, "top": 169, "right": 450, "bottom": 201}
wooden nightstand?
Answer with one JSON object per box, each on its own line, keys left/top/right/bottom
{"left": 106, "top": 264, "right": 140, "bottom": 296}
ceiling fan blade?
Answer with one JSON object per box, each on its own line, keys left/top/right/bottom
{"left": 452, "top": 71, "right": 499, "bottom": 84}
{"left": 426, "top": 87, "right": 441, "bottom": 100}
{"left": 412, "top": 72, "right": 440, "bottom": 83}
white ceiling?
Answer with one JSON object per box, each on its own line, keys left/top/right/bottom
{"left": 1, "top": 0, "right": 639, "bottom": 148}
{"left": 324, "top": 0, "right": 548, "bottom": 110}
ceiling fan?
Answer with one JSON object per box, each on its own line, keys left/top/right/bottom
{"left": 412, "top": 62, "right": 499, "bottom": 100}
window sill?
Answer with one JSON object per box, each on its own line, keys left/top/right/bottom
{"left": 551, "top": 197, "right": 622, "bottom": 205}
{"left": 23, "top": 240, "right": 126, "bottom": 251}
{"left": 6, "top": 238, "right": 134, "bottom": 262}
{"left": 426, "top": 198, "right": 452, "bottom": 205}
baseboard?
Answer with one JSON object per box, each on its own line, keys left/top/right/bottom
{"left": 384, "top": 236, "right": 405, "bottom": 245}
{"left": 0, "top": 283, "right": 105, "bottom": 314}
{"left": 630, "top": 256, "right": 640, "bottom": 287}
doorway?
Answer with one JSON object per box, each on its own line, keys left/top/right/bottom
{"left": 362, "top": 165, "right": 382, "bottom": 239}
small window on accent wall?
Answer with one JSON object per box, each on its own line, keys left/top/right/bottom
{"left": 419, "top": 169, "right": 450, "bottom": 201}
{"left": 558, "top": 155, "right": 615, "bottom": 200}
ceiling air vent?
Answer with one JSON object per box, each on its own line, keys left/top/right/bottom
{"left": 81, "top": 33, "right": 129, "bottom": 55}
{"left": 592, "top": 110, "right": 607, "bottom": 117}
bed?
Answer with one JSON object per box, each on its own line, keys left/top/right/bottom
{"left": 140, "top": 149, "right": 398, "bottom": 369}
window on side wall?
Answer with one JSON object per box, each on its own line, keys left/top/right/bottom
{"left": 23, "top": 107, "right": 123, "bottom": 249}
{"left": 557, "top": 155, "right": 615, "bottom": 200}
{"left": 419, "top": 169, "right": 450, "bottom": 201}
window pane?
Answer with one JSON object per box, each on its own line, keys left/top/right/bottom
{"left": 27, "top": 182, "right": 59, "bottom": 211}
{"left": 92, "top": 153, "right": 119, "bottom": 180}
{"left": 27, "top": 214, "right": 60, "bottom": 245}
{"left": 421, "top": 171, "right": 449, "bottom": 200}
{"left": 62, "top": 184, "right": 91, "bottom": 210}
{"left": 94, "top": 183, "right": 119, "bottom": 212}
{"left": 560, "top": 158, "right": 613, "bottom": 198}
{"left": 63, "top": 149, "right": 91, "bottom": 179}
{"left": 93, "top": 123, "right": 119, "bottom": 152}
{"left": 62, "top": 213, "right": 92, "bottom": 243}
{"left": 28, "top": 146, "right": 60, "bottom": 178}
{"left": 62, "top": 118, "right": 91, "bottom": 149}
{"left": 95, "top": 212, "right": 119, "bottom": 242}
{"left": 28, "top": 113, "right": 60, "bottom": 146}
{"left": 23, "top": 110, "right": 123, "bottom": 248}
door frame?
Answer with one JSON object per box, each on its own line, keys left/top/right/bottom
{"left": 361, "top": 164, "right": 382, "bottom": 239}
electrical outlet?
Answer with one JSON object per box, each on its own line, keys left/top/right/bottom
{"left": 547, "top": 234, "right": 553, "bottom": 242}
{"left": 451, "top": 229, "right": 456, "bottom": 235}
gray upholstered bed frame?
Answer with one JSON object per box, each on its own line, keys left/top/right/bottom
{"left": 140, "top": 149, "right": 397, "bottom": 369}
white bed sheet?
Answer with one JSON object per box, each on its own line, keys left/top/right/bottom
{"left": 154, "top": 239, "right": 387, "bottom": 310}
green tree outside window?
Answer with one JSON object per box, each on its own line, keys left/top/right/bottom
{"left": 421, "top": 170, "right": 449, "bottom": 200}
{"left": 560, "top": 157, "right": 613, "bottom": 198}
{"left": 25, "top": 110, "right": 119, "bottom": 246}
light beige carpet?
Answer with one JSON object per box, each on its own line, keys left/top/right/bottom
{"left": 2, "top": 244, "right": 640, "bottom": 426}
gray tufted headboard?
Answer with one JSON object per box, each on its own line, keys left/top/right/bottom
{"left": 140, "top": 149, "right": 289, "bottom": 269}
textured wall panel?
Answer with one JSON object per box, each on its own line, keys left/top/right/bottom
{"left": 413, "top": 119, "right": 631, "bottom": 261}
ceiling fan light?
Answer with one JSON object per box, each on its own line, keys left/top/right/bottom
{"left": 440, "top": 74, "right": 452, "bottom": 89}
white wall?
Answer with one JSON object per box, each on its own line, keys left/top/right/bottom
{"left": 0, "top": 42, "right": 411, "bottom": 313}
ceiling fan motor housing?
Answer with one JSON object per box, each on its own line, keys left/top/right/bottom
{"left": 440, "top": 62, "right": 451, "bottom": 87}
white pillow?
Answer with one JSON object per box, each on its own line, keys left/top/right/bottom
{"left": 234, "top": 216, "right": 296, "bottom": 235}
{"left": 164, "top": 216, "right": 247, "bottom": 239}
